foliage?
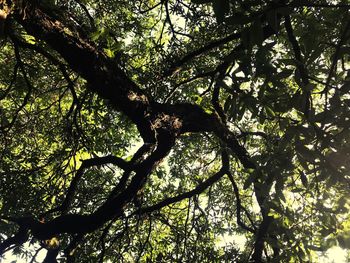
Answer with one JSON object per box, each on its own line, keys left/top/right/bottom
{"left": 0, "top": 0, "right": 350, "bottom": 262}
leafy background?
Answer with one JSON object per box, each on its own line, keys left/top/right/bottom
{"left": 0, "top": 0, "right": 350, "bottom": 262}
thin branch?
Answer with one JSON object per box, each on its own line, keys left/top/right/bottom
{"left": 284, "top": 15, "right": 309, "bottom": 85}
{"left": 0, "top": 63, "right": 19, "bottom": 101}
{"left": 251, "top": 215, "right": 274, "bottom": 261}
{"left": 227, "top": 171, "right": 256, "bottom": 233}
{"left": 29, "top": 247, "right": 44, "bottom": 263}
{"left": 284, "top": 15, "right": 311, "bottom": 117}
{"left": 43, "top": 155, "right": 129, "bottom": 215}
{"left": 10, "top": 35, "right": 79, "bottom": 110}
{"left": 73, "top": 0, "right": 95, "bottom": 28}
{"left": 164, "top": 1, "right": 285, "bottom": 77}
{"left": 163, "top": 70, "right": 216, "bottom": 103}
{"left": 212, "top": 70, "right": 228, "bottom": 124}
{"left": 137, "top": 169, "right": 226, "bottom": 214}
{"left": 323, "top": 18, "right": 350, "bottom": 94}
{"left": 135, "top": 151, "right": 229, "bottom": 215}
{"left": 164, "top": 31, "right": 241, "bottom": 77}
{"left": 164, "top": 0, "right": 193, "bottom": 40}
{"left": 139, "top": 0, "right": 164, "bottom": 14}
{"left": 106, "top": 143, "right": 155, "bottom": 200}
{"left": 10, "top": 35, "right": 66, "bottom": 69}
{"left": 1, "top": 42, "right": 33, "bottom": 133}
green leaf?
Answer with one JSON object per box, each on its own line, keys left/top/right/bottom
{"left": 23, "top": 34, "right": 36, "bottom": 45}
{"left": 265, "top": 106, "right": 275, "bottom": 117}
{"left": 103, "top": 48, "right": 115, "bottom": 58}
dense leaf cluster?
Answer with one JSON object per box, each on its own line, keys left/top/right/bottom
{"left": 0, "top": 0, "right": 350, "bottom": 262}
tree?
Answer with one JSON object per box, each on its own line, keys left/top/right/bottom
{"left": 0, "top": 0, "right": 349, "bottom": 261}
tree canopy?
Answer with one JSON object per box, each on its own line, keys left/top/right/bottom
{"left": 0, "top": 0, "right": 350, "bottom": 262}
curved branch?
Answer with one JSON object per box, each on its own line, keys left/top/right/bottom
{"left": 227, "top": 171, "right": 256, "bottom": 233}
{"left": 73, "top": 0, "right": 95, "bottom": 28}
{"left": 135, "top": 150, "right": 229, "bottom": 215}
{"left": 0, "top": 130, "right": 175, "bottom": 255}
{"left": 164, "top": 31, "right": 241, "bottom": 77}
{"left": 284, "top": 15, "right": 311, "bottom": 117}
{"left": 43, "top": 155, "right": 130, "bottom": 215}
{"left": 1, "top": 42, "right": 32, "bottom": 133}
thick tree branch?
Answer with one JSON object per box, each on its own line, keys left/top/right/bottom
{"left": 43, "top": 248, "right": 59, "bottom": 263}
{"left": 0, "top": 225, "right": 28, "bottom": 254}
{"left": 0, "top": 1, "right": 259, "bottom": 256}
{"left": 251, "top": 215, "right": 274, "bottom": 261}
{"left": 0, "top": 131, "right": 175, "bottom": 254}
{"left": 14, "top": 4, "right": 156, "bottom": 142}
{"left": 9, "top": 3, "right": 256, "bottom": 172}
